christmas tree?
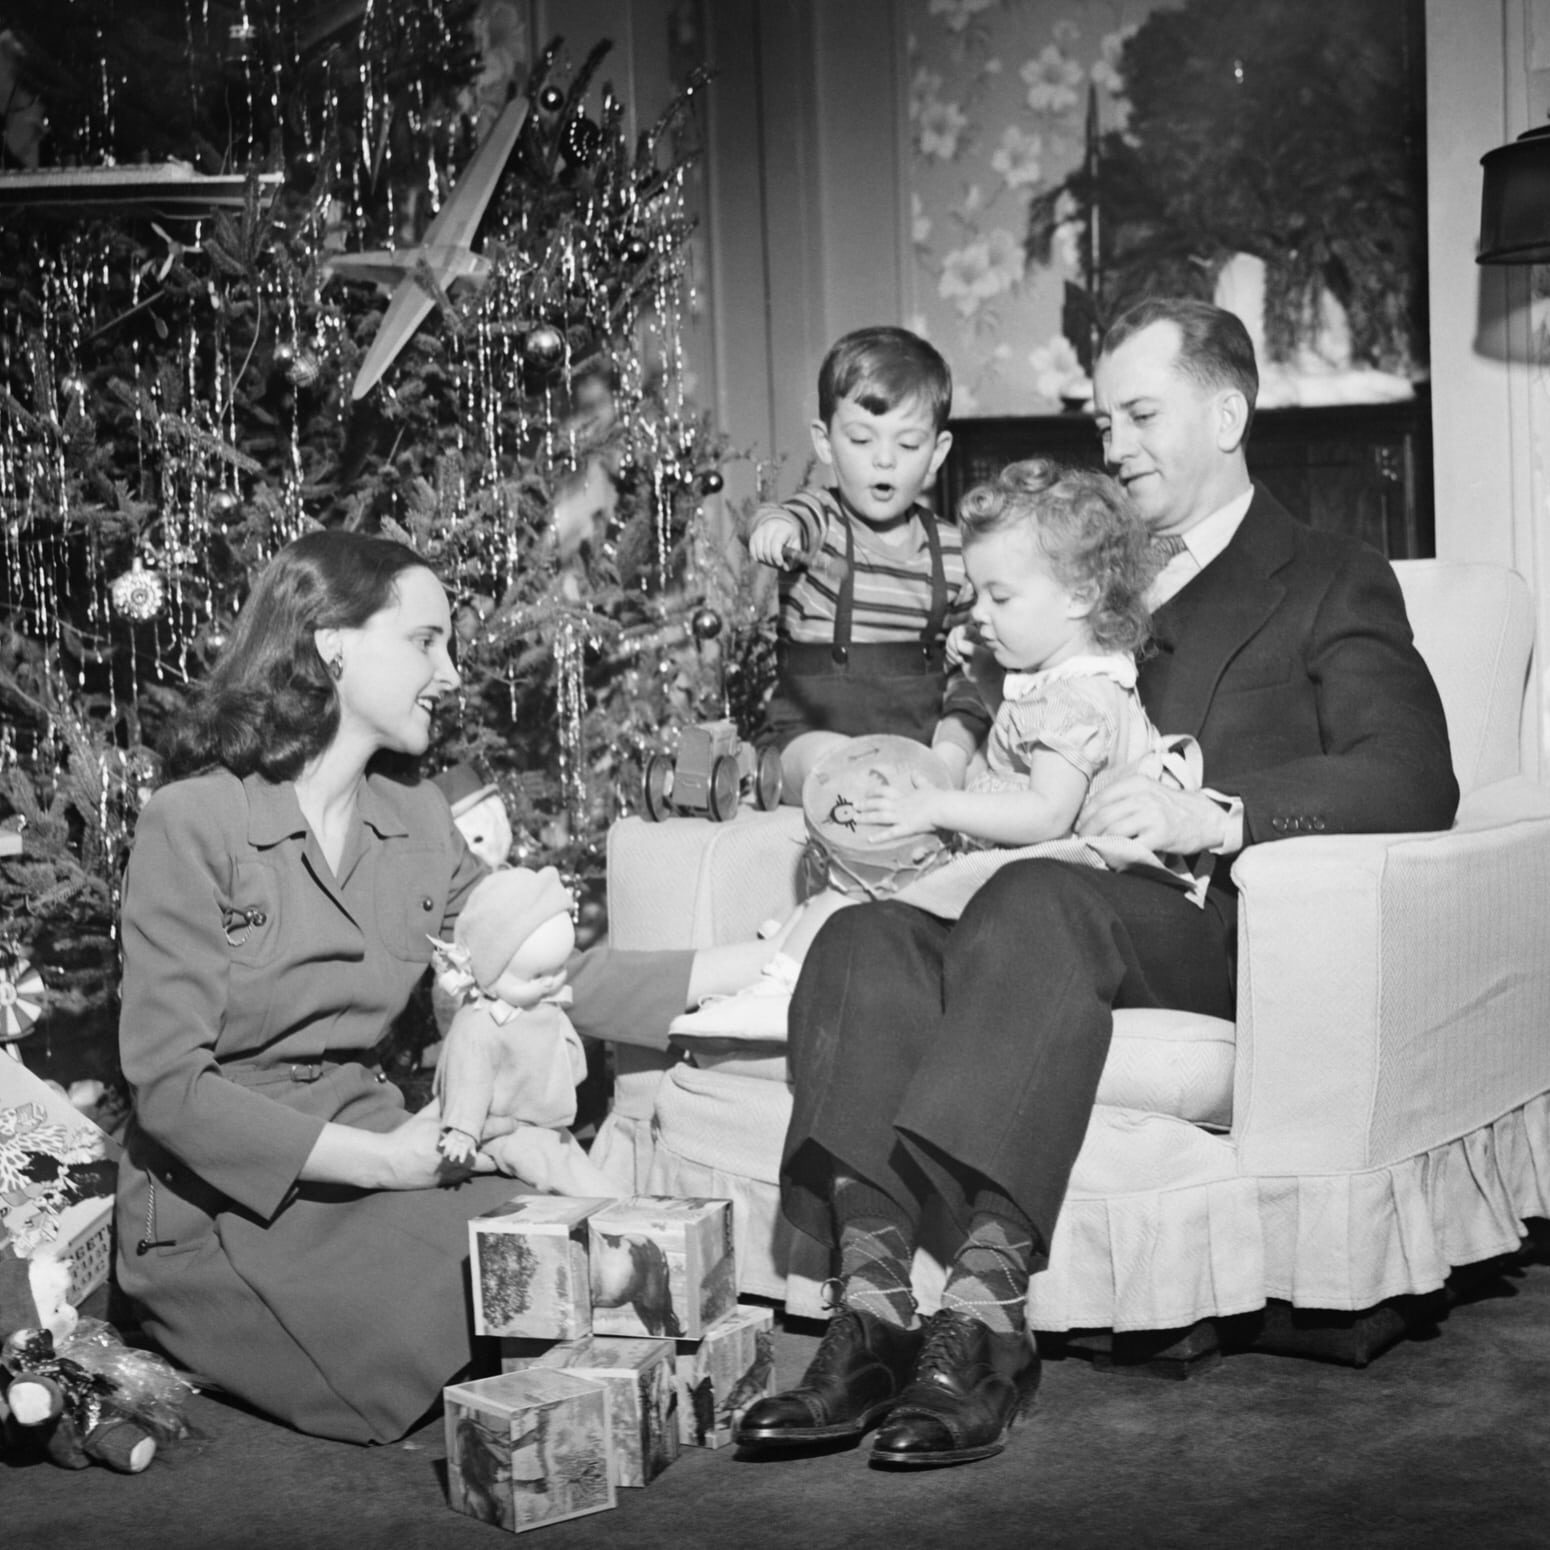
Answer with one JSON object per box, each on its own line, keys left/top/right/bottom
{"left": 0, "top": 2, "right": 771, "bottom": 1080}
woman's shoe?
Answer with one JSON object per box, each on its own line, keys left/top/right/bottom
{"left": 868, "top": 1308, "right": 1040, "bottom": 1468}
{"left": 734, "top": 1301, "right": 923, "bottom": 1449}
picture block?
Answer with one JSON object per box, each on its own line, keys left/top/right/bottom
{"left": 443, "top": 1369, "right": 615, "bottom": 1534}
{"left": 587, "top": 1195, "right": 735, "bottom": 1340}
{"left": 676, "top": 1303, "right": 777, "bottom": 1448}
{"left": 469, "top": 1194, "right": 610, "bottom": 1340}
{"left": 504, "top": 1334, "right": 680, "bottom": 1486}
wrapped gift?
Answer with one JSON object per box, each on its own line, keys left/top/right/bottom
{"left": 444, "top": 1369, "right": 616, "bottom": 1533}
{"left": 503, "top": 1334, "right": 679, "bottom": 1486}
{"left": 468, "top": 1194, "right": 610, "bottom": 1340}
{"left": 587, "top": 1195, "right": 735, "bottom": 1341}
{"left": 0, "top": 1056, "right": 119, "bottom": 1307}
{"left": 676, "top": 1303, "right": 777, "bottom": 1448}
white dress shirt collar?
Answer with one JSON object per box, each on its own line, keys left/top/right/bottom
{"left": 1147, "top": 484, "right": 1255, "bottom": 608}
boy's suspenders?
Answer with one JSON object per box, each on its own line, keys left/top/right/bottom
{"left": 828, "top": 505, "right": 948, "bottom": 665}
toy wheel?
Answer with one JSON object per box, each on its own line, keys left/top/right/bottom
{"left": 707, "top": 755, "right": 740, "bottom": 823}
{"left": 753, "top": 744, "right": 783, "bottom": 810}
{"left": 643, "top": 754, "right": 674, "bottom": 821}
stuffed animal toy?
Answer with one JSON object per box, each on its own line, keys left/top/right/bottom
{"left": 432, "top": 762, "right": 513, "bottom": 871}
{"left": 429, "top": 866, "right": 614, "bottom": 1196}
{"left": 0, "top": 1250, "right": 193, "bottom": 1473}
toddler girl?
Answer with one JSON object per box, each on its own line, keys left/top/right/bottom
{"left": 857, "top": 457, "right": 1159, "bottom": 848}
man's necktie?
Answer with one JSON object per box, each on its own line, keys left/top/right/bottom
{"left": 1150, "top": 533, "right": 1189, "bottom": 564}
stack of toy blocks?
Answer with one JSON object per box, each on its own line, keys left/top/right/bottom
{"left": 445, "top": 1192, "right": 778, "bottom": 1534}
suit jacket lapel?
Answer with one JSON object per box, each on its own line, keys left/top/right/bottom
{"left": 1139, "top": 487, "right": 1297, "bottom": 736}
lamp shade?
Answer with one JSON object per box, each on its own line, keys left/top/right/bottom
{"left": 1479, "top": 124, "right": 1550, "bottom": 264}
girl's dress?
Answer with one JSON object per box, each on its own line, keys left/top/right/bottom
{"left": 888, "top": 654, "right": 1210, "bottom": 918}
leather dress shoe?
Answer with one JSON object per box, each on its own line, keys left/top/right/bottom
{"left": 869, "top": 1307, "right": 1040, "bottom": 1468}
{"left": 734, "top": 1303, "right": 924, "bottom": 1449}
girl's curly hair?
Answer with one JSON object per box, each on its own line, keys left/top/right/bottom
{"left": 162, "top": 529, "right": 431, "bottom": 783}
{"left": 958, "top": 458, "right": 1154, "bottom": 655}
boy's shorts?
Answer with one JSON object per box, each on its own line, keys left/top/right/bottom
{"left": 758, "top": 638, "right": 949, "bottom": 750}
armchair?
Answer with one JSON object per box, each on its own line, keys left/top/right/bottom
{"left": 593, "top": 560, "right": 1550, "bottom": 1358}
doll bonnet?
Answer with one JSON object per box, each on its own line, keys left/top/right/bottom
{"left": 455, "top": 866, "right": 574, "bottom": 991}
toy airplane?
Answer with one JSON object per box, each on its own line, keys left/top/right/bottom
{"left": 328, "top": 94, "right": 530, "bottom": 400}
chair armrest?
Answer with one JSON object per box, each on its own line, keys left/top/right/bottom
{"left": 606, "top": 809, "right": 807, "bottom": 950}
{"left": 1230, "top": 797, "right": 1550, "bottom": 1175}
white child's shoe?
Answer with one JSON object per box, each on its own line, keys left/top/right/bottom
{"left": 666, "top": 952, "right": 801, "bottom": 1044}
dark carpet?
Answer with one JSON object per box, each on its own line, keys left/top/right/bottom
{"left": 8, "top": 1247, "right": 1548, "bottom": 1550}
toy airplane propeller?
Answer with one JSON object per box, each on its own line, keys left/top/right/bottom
{"left": 328, "top": 95, "right": 530, "bottom": 400}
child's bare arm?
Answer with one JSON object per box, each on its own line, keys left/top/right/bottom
{"left": 859, "top": 747, "right": 1090, "bottom": 848}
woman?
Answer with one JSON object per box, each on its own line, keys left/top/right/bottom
{"left": 114, "top": 530, "right": 790, "bottom": 1443}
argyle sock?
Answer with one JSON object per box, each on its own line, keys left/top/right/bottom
{"left": 833, "top": 1174, "right": 919, "bottom": 1329}
{"left": 940, "top": 1189, "right": 1036, "bottom": 1334}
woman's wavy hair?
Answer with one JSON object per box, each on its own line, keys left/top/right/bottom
{"left": 162, "top": 529, "right": 430, "bottom": 782}
{"left": 959, "top": 459, "right": 1153, "bottom": 656}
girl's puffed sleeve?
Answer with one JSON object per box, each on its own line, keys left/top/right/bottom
{"left": 118, "top": 780, "right": 326, "bottom": 1222}
{"left": 1002, "top": 678, "right": 1119, "bottom": 779}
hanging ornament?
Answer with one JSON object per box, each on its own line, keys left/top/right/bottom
{"left": 0, "top": 953, "right": 46, "bottom": 1042}
{"left": 110, "top": 557, "right": 168, "bottom": 622}
{"left": 521, "top": 324, "right": 565, "bottom": 374}
{"left": 226, "top": 20, "right": 257, "bottom": 62}
{"left": 692, "top": 607, "right": 723, "bottom": 642}
{"left": 697, "top": 470, "right": 725, "bottom": 495}
{"left": 285, "top": 349, "right": 321, "bottom": 388}
{"left": 562, "top": 116, "right": 602, "bottom": 168}
{"left": 209, "top": 490, "right": 240, "bottom": 520}
{"left": 538, "top": 85, "right": 565, "bottom": 114}
{"left": 59, "top": 373, "right": 87, "bottom": 403}
{"left": 622, "top": 235, "right": 650, "bottom": 266}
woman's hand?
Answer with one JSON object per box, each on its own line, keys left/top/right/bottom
{"left": 377, "top": 1105, "right": 506, "bottom": 1189}
{"left": 301, "top": 1103, "right": 506, "bottom": 1191}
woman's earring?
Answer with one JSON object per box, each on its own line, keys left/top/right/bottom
{"left": 327, "top": 655, "right": 344, "bottom": 682}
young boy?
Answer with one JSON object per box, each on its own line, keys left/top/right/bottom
{"left": 748, "top": 326, "right": 987, "bottom": 798}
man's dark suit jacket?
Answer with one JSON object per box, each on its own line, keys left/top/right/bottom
{"left": 1138, "top": 485, "right": 1460, "bottom": 859}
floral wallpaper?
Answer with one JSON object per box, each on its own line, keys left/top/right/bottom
{"left": 905, "top": 0, "right": 1169, "bottom": 417}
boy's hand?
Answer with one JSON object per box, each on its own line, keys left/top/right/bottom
{"left": 944, "top": 622, "right": 977, "bottom": 668}
{"left": 748, "top": 510, "right": 803, "bottom": 569}
{"left": 857, "top": 781, "right": 944, "bottom": 841}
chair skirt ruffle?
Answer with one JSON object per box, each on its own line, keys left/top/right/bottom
{"left": 639, "top": 1062, "right": 1550, "bottom": 1333}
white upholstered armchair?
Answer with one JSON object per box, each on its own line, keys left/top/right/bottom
{"left": 592, "top": 560, "right": 1550, "bottom": 1359}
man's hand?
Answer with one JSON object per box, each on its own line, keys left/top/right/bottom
{"left": 748, "top": 511, "right": 803, "bottom": 569}
{"left": 1078, "top": 773, "right": 1229, "bottom": 855}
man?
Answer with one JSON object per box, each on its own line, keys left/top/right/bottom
{"left": 734, "top": 297, "right": 1459, "bottom": 1470}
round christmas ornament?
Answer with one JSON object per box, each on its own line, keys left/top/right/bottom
{"left": 521, "top": 324, "right": 565, "bottom": 374}
{"left": 109, "top": 558, "right": 167, "bottom": 622}
{"left": 209, "top": 490, "right": 240, "bottom": 519}
{"left": 538, "top": 85, "right": 565, "bottom": 113}
{"left": 691, "top": 606, "right": 722, "bottom": 642}
{"left": 59, "top": 374, "right": 87, "bottom": 403}
{"left": 0, "top": 953, "right": 46, "bottom": 1041}
{"left": 622, "top": 235, "right": 650, "bottom": 265}
{"left": 697, "top": 469, "right": 724, "bottom": 495}
{"left": 802, "top": 734, "right": 955, "bottom": 899}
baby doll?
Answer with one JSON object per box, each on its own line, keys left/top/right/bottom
{"left": 429, "top": 866, "right": 612, "bottom": 1196}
